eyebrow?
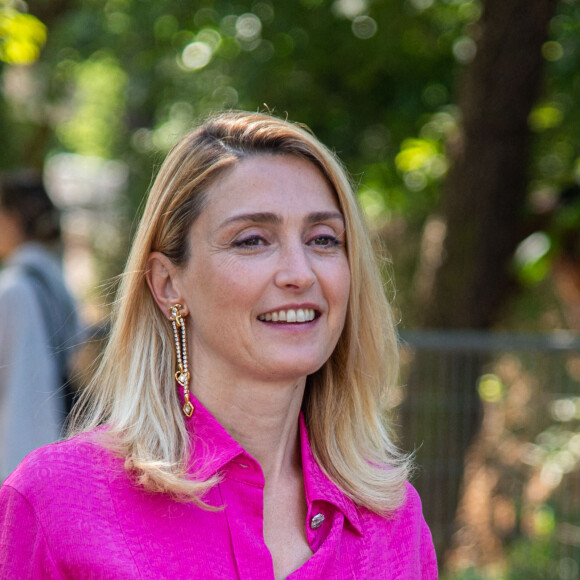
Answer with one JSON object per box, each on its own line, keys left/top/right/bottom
{"left": 218, "top": 210, "right": 345, "bottom": 229}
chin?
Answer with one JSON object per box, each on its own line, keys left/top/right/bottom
{"left": 263, "top": 357, "right": 328, "bottom": 383}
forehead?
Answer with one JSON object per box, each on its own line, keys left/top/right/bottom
{"left": 201, "top": 154, "right": 341, "bottom": 218}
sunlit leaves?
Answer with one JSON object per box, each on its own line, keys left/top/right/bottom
{"left": 358, "top": 187, "right": 390, "bottom": 226}
{"left": 532, "top": 506, "right": 556, "bottom": 537}
{"left": 396, "top": 138, "right": 439, "bottom": 172}
{"left": 514, "top": 232, "right": 553, "bottom": 286}
{"left": 529, "top": 102, "right": 565, "bottom": 132}
{"left": 56, "top": 55, "right": 127, "bottom": 158}
{"left": 0, "top": 6, "right": 46, "bottom": 64}
{"left": 395, "top": 137, "right": 448, "bottom": 191}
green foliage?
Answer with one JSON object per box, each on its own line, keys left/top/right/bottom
{"left": 513, "top": 232, "right": 554, "bottom": 287}
{"left": 55, "top": 54, "right": 127, "bottom": 158}
{"left": 0, "top": 0, "right": 471, "bottom": 279}
{"left": 0, "top": 4, "right": 46, "bottom": 64}
{"left": 529, "top": 1, "right": 580, "bottom": 190}
{"left": 1, "top": 0, "right": 579, "bottom": 313}
{"left": 22, "top": 0, "right": 468, "bottom": 182}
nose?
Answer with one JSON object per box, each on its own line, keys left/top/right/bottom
{"left": 274, "top": 243, "right": 316, "bottom": 290}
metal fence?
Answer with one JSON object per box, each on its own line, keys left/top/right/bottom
{"left": 399, "top": 330, "right": 580, "bottom": 579}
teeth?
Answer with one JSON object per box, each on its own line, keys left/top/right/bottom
{"left": 258, "top": 308, "right": 317, "bottom": 323}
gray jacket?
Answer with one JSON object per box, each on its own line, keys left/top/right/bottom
{"left": 0, "top": 243, "right": 82, "bottom": 480}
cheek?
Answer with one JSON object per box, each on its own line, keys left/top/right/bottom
{"left": 330, "top": 260, "right": 351, "bottom": 311}
{"left": 317, "top": 259, "right": 350, "bottom": 337}
{"left": 188, "top": 257, "right": 262, "bottom": 314}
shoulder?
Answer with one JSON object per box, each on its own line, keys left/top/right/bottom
{"left": 389, "top": 482, "right": 436, "bottom": 549}
{"left": 0, "top": 270, "right": 51, "bottom": 365}
{"left": 0, "top": 432, "right": 144, "bottom": 577}
{"left": 0, "top": 244, "right": 62, "bottom": 298}
{"left": 0, "top": 266, "right": 37, "bottom": 304}
{"left": 3, "top": 432, "right": 122, "bottom": 504}
{"left": 359, "top": 482, "right": 426, "bottom": 531}
{"left": 397, "top": 481, "right": 427, "bottom": 521}
{"left": 1, "top": 432, "right": 128, "bottom": 551}
{"left": 359, "top": 482, "right": 438, "bottom": 577}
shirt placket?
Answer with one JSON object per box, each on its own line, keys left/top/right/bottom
{"left": 289, "top": 505, "right": 365, "bottom": 579}
{"left": 219, "top": 456, "right": 275, "bottom": 580}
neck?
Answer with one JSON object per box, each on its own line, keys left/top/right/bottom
{"left": 192, "top": 372, "right": 306, "bottom": 481}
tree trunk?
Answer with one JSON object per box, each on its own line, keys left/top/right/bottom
{"left": 402, "top": 0, "right": 557, "bottom": 564}
{"left": 425, "top": 0, "right": 555, "bottom": 330}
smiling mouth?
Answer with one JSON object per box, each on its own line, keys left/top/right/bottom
{"left": 258, "top": 308, "right": 317, "bottom": 323}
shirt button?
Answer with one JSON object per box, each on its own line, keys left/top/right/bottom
{"left": 310, "top": 513, "right": 325, "bottom": 529}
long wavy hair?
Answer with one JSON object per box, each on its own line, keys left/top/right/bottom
{"left": 70, "top": 111, "right": 411, "bottom": 514}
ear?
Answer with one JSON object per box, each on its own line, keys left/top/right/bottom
{"left": 146, "top": 252, "right": 189, "bottom": 318}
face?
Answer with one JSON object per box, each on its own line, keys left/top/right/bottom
{"left": 176, "top": 154, "right": 351, "bottom": 385}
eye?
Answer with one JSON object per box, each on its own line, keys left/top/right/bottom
{"left": 233, "top": 235, "right": 268, "bottom": 248}
{"left": 309, "top": 235, "right": 342, "bottom": 247}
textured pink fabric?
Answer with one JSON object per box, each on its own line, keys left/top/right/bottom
{"left": 0, "top": 399, "right": 438, "bottom": 579}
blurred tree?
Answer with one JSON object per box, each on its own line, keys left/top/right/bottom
{"left": 403, "top": 0, "right": 558, "bottom": 558}
{"left": 423, "top": 0, "right": 555, "bottom": 331}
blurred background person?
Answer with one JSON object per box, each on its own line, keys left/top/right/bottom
{"left": 0, "top": 170, "right": 82, "bottom": 481}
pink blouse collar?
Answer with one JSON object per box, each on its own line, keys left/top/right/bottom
{"left": 183, "top": 393, "right": 363, "bottom": 535}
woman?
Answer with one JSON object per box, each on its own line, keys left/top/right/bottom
{"left": 0, "top": 171, "right": 80, "bottom": 482}
{"left": 0, "top": 112, "right": 437, "bottom": 578}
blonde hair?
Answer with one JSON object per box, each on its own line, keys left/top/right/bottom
{"left": 70, "top": 111, "right": 411, "bottom": 514}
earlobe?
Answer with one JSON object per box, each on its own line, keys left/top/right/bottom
{"left": 146, "top": 252, "right": 188, "bottom": 317}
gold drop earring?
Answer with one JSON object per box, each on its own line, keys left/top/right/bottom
{"left": 169, "top": 304, "right": 193, "bottom": 417}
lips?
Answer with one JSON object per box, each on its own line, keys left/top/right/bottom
{"left": 258, "top": 308, "right": 317, "bottom": 323}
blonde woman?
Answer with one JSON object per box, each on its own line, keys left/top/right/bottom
{"left": 0, "top": 112, "right": 437, "bottom": 578}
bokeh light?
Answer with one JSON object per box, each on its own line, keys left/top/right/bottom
{"left": 236, "top": 13, "right": 262, "bottom": 42}
{"left": 332, "top": 0, "right": 368, "bottom": 20}
{"left": 181, "top": 42, "right": 213, "bottom": 70}
{"left": 529, "top": 102, "right": 564, "bottom": 131}
{"left": 452, "top": 36, "right": 477, "bottom": 64}
{"left": 478, "top": 374, "right": 504, "bottom": 403}
{"left": 542, "top": 41, "right": 564, "bottom": 62}
{"left": 352, "top": 16, "right": 377, "bottom": 39}
{"left": 0, "top": 7, "right": 46, "bottom": 64}
{"left": 409, "top": 0, "right": 435, "bottom": 10}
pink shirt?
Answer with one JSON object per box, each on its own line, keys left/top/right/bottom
{"left": 0, "top": 399, "right": 437, "bottom": 578}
